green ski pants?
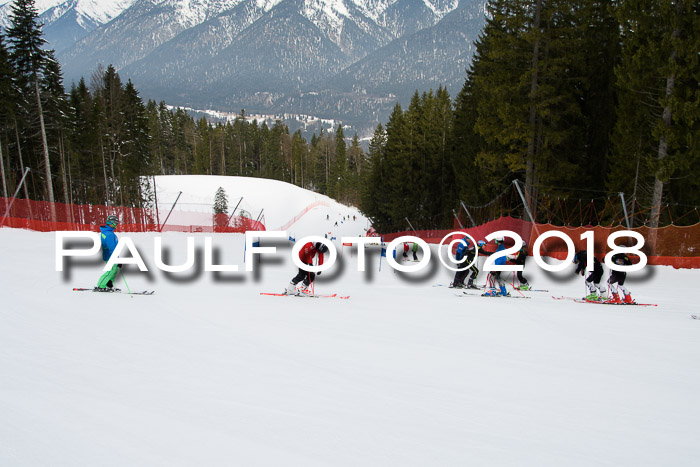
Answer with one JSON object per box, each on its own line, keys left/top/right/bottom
{"left": 97, "top": 263, "right": 119, "bottom": 288}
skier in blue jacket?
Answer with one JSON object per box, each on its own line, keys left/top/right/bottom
{"left": 451, "top": 238, "right": 488, "bottom": 288}
{"left": 484, "top": 237, "right": 509, "bottom": 296}
{"left": 96, "top": 215, "right": 121, "bottom": 291}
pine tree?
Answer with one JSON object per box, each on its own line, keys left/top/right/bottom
{"left": 610, "top": 0, "right": 699, "bottom": 227}
{"left": 331, "top": 124, "right": 347, "bottom": 201}
{"left": 0, "top": 33, "right": 16, "bottom": 200}
{"left": 290, "top": 130, "right": 307, "bottom": 187}
{"left": 213, "top": 186, "right": 229, "bottom": 230}
{"left": 345, "top": 133, "right": 363, "bottom": 206}
{"left": 360, "top": 124, "right": 387, "bottom": 226}
{"left": 41, "top": 50, "right": 70, "bottom": 206}
{"left": 383, "top": 103, "right": 410, "bottom": 231}
{"left": 213, "top": 186, "right": 229, "bottom": 214}
{"left": 120, "top": 80, "right": 150, "bottom": 206}
{"left": 7, "top": 0, "right": 55, "bottom": 207}
{"left": 194, "top": 117, "right": 210, "bottom": 174}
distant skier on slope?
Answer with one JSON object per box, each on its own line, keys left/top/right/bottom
{"left": 411, "top": 241, "right": 419, "bottom": 261}
{"left": 573, "top": 250, "right": 606, "bottom": 301}
{"left": 607, "top": 252, "right": 634, "bottom": 304}
{"left": 484, "top": 237, "right": 509, "bottom": 296}
{"left": 95, "top": 215, "right": 122, "bottom": 292}
{"left": 286, "top": 241, "right": 328, "bottom": 296}
{"left": 507, "top": 241, "right": 531, "bottom": 291}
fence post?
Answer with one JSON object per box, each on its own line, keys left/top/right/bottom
{"left": 513, "top": 179, "right": 542, "bottom": 246}
{"left": 1, "top": 167, "right": 30, "bottom": 228}
{"left": 225, "top": 196, "right": 244, "bottom": 226}
{"left": 452, "top": 209, "right": 464, "bottom": 229}
{"left": 159, "top": 191, "right": 182, "bottom": 233}
{"left": 255, "top": 209, "right": 264, "bottom": 225}
{"left": 619, "top": 192, "right": 631, "bottom": 229}
{"left": 153, "top": 175, "right": 160, "bottom": 230}
{"left": 459, "top": 201, "right": 477, "bottom": 228}
{"left": 405, "top": 217, "right": 417, "bottom": 234}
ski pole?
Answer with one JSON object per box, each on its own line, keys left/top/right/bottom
{"left": 120, "top": 269, "right": 133, "bottom": 297}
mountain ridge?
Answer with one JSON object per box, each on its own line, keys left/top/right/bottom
{"left": 2, "top": 0, "right": 486, "bottom": 135}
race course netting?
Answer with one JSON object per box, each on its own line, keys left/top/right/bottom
{"left": 382, "top": 217, "right": 700, "bottom": 269}
{"left": 0, "top": 197, "right": 266, "bottom": 233}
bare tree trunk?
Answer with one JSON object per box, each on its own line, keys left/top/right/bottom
{"left": 221, "top": 136, "right": 225, "bottom": 175}
{"left": 15, "top": 126, "right": 30, "bottom": 201}
{"left": 239, "top": 140, "right": 242, "bottom": 175}
{"left": 59, "top": 133, "right": 69, "bottom": 206}
{"left": 100, "top": 135, "right": 109, "bottom": 205}
{"left": 0, "top": 134, "right": 7, "bottom": 199}
{"left": 15, "top": 124, "right": 34, "bottom": 220}
{"left": 649, "top": 6, "right": 680, "bottom": 229}
{"left": 66, "top": 140, "right": 75, "bottom": 224}
{"left": 34, "top": 76, "right": 56, "bottom": 221}
{"left": 525, "top": 0, "right": 542, "bottom": 213}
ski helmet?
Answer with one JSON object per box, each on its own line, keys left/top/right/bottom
{"left": 105, "top": 215, "right": 119, "bottom": 228}
{"left": 495, "top": 236, "right": 504, "bottom": 244}
{"left": 315, "top": 242, "right": 329, "bottom": 254}
{"left": 477, "top": 240, "right": 486, "bottom": 247}
{"left": 521, "top": 241, "right": 527, "bottom": 250}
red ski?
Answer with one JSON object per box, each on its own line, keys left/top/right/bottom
{"left": 260, "top": 292, "right": 349, "bottom": 299}
{"left": 573, "top": 298, "right": 657, "bottom": 307}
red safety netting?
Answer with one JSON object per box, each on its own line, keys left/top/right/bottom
{"left": 382, "top": 216, "right": 700, "bottom": 269}
{"left": 275, "top": 200, "right": 331, "bottom": 231}
{"left": 0, "top": 197, "right": 266, "bottom": 233}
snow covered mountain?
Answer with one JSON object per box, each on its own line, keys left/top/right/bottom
{"left": 51, "top": 0, "right": 486, "bottom": 133}
{"left": 0, "top": 0, "right": 135, "bottom": 52}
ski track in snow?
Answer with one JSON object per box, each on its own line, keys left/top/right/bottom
{"left": 1, "top": 175, "right": 699, "bottom": 466}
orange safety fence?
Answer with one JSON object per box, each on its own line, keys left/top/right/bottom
{"left": 0, "top": 197, "right": 266, "bottom": 233}
{"left": 275, "top": 200, "right": 331, "bottom": 231}
{"left": 382, "top": 216, "right": 700, "bottom": 269}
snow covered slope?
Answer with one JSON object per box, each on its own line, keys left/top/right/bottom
{"left": 1, "top": 176, "right": 699, "bottom": 465}
{"left": 153, "top": 174, "right": 368, "bottom": 234}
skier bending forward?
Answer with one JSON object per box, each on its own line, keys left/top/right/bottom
{"left": 96, "top": 215, "right": 122, "bottom": 291}
{"left": 286, "top": 242, "right": 329, "bottom": 295}
{"left": 484, "top": 237, "right": 509, "bottom": 296}
{"left": 607, "top": 252, "right": 634, "bottom": 304}
{"left": 573, "top": 250, "right": 606, "bottom": 301}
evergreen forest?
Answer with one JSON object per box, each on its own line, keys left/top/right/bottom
{"left": 0, "top": 0, "right": 697, "bottom": 231}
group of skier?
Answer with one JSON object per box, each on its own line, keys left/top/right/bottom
{"left": 450, "top": 236, "right": 530, "bottom": 296}
{"left": 573, "top": 250, "right": 634, "bottom": 304}
{"left": 448, "top": 236, "right": 634, "bottom": 303}
{"left": 94, "top": 215, "right": 634, "bottom": 303}
{"left": 95, "top": 214, "right": 331, "bottom": 296}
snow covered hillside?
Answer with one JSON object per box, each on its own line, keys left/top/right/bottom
{"left": 152, "top": 174, "right": 368, "bottom": 233}
{"left": 1, "top": 176, "right": 700, "bottom": 465}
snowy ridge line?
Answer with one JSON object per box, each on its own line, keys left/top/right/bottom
{"left": 276, "top": 200, "right": 331, "bottom": 231}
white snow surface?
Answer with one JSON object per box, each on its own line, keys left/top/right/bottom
{"left": 152, "top": 175, "right": 367, "bottom": 233}
{"left": 2, "top": 176, "right": 700, "bottom": 466}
